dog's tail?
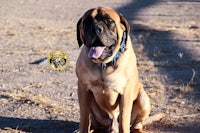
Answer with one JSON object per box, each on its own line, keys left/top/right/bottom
{"left": 143, "top": 113, "right": 166, "bottom": 126}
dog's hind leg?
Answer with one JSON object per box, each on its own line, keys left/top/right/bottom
{"left": 131, "top": 83, "right": 151, "bottom": 133}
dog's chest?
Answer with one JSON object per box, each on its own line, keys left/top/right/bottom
{"left": 89, "top": 74, "right": 126, "bottom": 110}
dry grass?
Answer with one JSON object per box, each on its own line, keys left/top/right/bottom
{"left": 0, "top": 82, "right": 69, "bottom": 115}
{"left": 0, "top": 127, "right": 26, "bottom": 133}
{"left": 180, "top": 69, "right": 195, "bottom": 94}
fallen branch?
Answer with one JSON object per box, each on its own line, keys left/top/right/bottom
{"left": 143, "top": 113, "right": 166, "bottom": 126}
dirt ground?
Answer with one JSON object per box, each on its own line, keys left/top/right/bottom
{"left": 0, "top": 0, "right": 200, "bottom": 133}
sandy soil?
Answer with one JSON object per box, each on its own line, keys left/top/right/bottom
{"left": 0, "top": 0, "right": 200, "bottom": 133}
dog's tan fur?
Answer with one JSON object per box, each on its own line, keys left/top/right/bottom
{"left": 76, "top": 7, "right": 151, "bottom": 133}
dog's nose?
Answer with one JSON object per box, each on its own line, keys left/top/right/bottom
{"left": 95, "top": 24, "right": 103, "bottom": 34}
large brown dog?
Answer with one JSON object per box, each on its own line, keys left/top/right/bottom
{"left": 76, "top": 7, "right": 150, "bottom": 133}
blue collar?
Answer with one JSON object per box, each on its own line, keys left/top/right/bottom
{"left": 101, "top": 32, "right": 127, "bottom": 70}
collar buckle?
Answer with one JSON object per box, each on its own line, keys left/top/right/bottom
{"left": 101, "top": 63, "right": 107, "bottom": 71}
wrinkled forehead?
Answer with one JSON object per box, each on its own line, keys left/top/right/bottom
{"left": 83, "top": 7, "right": 120, "bottom": 22}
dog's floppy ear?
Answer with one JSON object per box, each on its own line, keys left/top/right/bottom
{"left": 77, "top": 17, "right": 83, "bottom": 48}
{"left": 119, "top": 13, "right": 130, "bottom": 34}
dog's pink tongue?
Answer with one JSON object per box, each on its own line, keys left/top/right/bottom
{"left": 88, "top": 46, "right": 106, "bottom": 59}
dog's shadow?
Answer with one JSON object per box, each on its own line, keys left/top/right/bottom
{"left": 0, "top": 116, "right": 79, "bottom": 133}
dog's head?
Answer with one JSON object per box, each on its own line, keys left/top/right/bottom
{"left": 77, "top": 7, "right": 130, "bottom": 64}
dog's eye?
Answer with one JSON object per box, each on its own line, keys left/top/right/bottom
{"left": 108, "top": 18, "right": 115, "bottom": 25}
{"left": 107, "top": 19, "right": 115, "bottom": 29}
{"left": 108, "top": 18, "right": 113, "bottom": 23}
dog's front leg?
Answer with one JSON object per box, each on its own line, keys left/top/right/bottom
{"left": 119, "top": 89, "right": 133, "bottom": 133}
{"left": 78, "top": 81, "right": 91, "bottom": 133}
